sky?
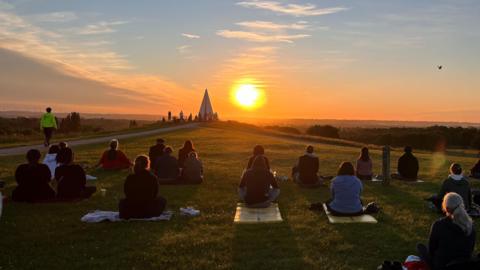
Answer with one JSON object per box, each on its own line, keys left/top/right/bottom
{"left": 0, "top": 0, "right": 479, "bottom": 122}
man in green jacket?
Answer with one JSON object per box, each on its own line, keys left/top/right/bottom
{"left": 40, "top": 107, "right": 57, "bottom": 147}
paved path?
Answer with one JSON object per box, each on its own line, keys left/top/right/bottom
{"left": 0, "top": 123, "right": 199, "bottom": 157}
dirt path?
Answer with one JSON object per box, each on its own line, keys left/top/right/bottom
{"left": 0, "top": 123, "right": 199, "bottom": 157}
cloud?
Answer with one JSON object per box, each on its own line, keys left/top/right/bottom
{"left": 75, "top": 20, "right": 129, "bottom": 35}
{"left": 0, "top": 10, "right": 194, "bottom": 111}
{"left": 177, "top": 45, "right": 191, "bottom": 54}
{"left": 237, "top": 1, "right": 346, "bottom": 17}
{"left": 29, "top": 11, "right": 78, "bottom": 22}
{"left": 181, "top": 33, "right": 200, "bottom": 39}
{"left": 236, "top": 20, "right": 309, "bottom": 31}
{"left": 217, "top": 29, "right": 309, "bottom": 43}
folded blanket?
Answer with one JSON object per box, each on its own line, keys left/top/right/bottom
{"left": 81, "top": 210, "right": 172, "bottom": 223}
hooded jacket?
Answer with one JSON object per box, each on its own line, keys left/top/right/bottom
{"left": 398, "top": 153, "right": 419, "bottom": 179}
{"left": 438, "top": 175, "right": 472, "bottom": 210}
{"left": 297, "top": 152, "right": 319, "bottom": 184}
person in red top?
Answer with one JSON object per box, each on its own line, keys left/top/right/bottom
{"left": 96, "top": 139, "right": 132, "bottom": 170}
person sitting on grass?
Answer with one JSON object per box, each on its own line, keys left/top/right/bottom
{"left": 239, "top": 155, "right": 280, "bottom": 208}
{"left": 178, "top": 140, "right": 195, "bottom": 169}
{"left": 12, "top": 149, "right": 55, "bottom": 202}
{"left": 246, "top": 145, "right": 270, "bottom": 171}
{"left": 154, "top": 146, "right": 179, "bottom": 183}
{"left": 326, "top": 162, "right": 372, "bottom": 216}
{"left": 43, "top": 144, "right": 60, "bottom": 179}
{"left": 149, "top": 138, "right": 165, "bottom": 166}
{"left": 56, "top": 141, "right": 70, "bottom": 165}
{"left": 392, "top": 146, "right": 419, "bottom": 181}
{"left": 428, "top": 163, "right": 473, "bottom": 213}
{"left": 119, "top": 155, "right": 167, "bottom": 219}
{"left": 470, "top": 158, "right": 480, "bottom": 179}
{"left": 292, "top": 145, "right": 321, "bottom": 187}
{"left": 55, "top": 148, "right": 96, "bottom": 199}
{"left": 356, "top": 147, "right": 373, "bottom": 181}
{"left": 417, "top": 192, "right": 476, "bottom": 270}
{"left": 97, "top": 139, "right": 132, "bottom": 170}
{"left": 181, "top": 151, "right": 203, "bottom": 184}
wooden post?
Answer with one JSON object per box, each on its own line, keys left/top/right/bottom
{"left": 382, "top": 146, "right": 391, "bottom": 186}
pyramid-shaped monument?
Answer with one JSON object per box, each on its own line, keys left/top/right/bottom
{"left": 198, "top": 89, "right": 215, "bottom": 120}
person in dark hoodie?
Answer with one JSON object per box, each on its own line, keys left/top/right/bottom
{"left": 292, "top": 145, "right": 321, "bottom": 187}
{"left": 153, "top": 146, "right": 179, "bottom": 183}
{"left": 239, "top": 155, "right": 280, "bottom": 208}
{"left": 178, "top": 140, "right": 195, "bottom": 169}
{"left": 12, "top": 149, "right": 56, "bottom": 202}
{"left": 436, "top": 164, "right": 472, "bottom": 210}
{"left": 392, "top": 146, "right": 419, "bottom": 181}
{"left": 148, "top": 138, "right": 165, "bottom": 165}
{"left": 119, "top": 155, "right": 166, "bottom": 219}
{"left": 55, "top": 148, "right": 96, "bottom": 199}
{"left": 417, "top": 192, "right": 476, "bottom": 270}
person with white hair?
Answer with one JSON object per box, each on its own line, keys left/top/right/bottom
{"left": 96, "top": 139, "right": 132, "bottom": 170}
{"left": 417, "top": 192, "right": 476, "bottom": 269}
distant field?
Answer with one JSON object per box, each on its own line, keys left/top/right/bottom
{"left": 0, "top": 123, "right": 479, "bottom": 269}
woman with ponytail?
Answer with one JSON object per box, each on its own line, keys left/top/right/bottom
{"left": 417, "top": 192, "right": 476, "bottom": 269}
{"left": 97, "top": 139, "right": 132, "bottom": 170}
{"left": 119, "top": 155, "right": 166, "bottom": 219}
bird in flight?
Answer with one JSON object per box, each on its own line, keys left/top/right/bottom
{"left": 437, "top": 65, "right": 443, "bottom": 70}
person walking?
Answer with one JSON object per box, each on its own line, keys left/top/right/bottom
{"left": 40, "top": 107, "right": 57, "bottom": 147}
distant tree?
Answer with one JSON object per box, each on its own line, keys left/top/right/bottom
{"left": 306, "top": 125, "right": 340, "bottom": 139}
{"left": 60, "top": 112, "right": 81, "bottom": 133}
{"left": 265, "top": 126, "right": 301, "bottom": 135}
{"left": 213, "top": 112, "right": 219, "bottom": 121}
{"left": 129, "top": 120, "right": 137, "bottom": 128}
{"left": 168, "top": 111, "right": 172, "bottom": 121}
{"left": 188, "top": 113, "right": 193, "bottom": 122}
{"left": 194, "top": 115, "right": 198, "bottom": 122}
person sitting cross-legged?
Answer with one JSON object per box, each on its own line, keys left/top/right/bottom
{"left": 356, "top": 147, "right": 373, "bottom": 181}
{"left": 55, "top": 148, "right": 96, "bottom": 200}
{"left": 180, "top": 151, "right": 203, "bottom": 184}
{"left": 149, "top": 138, "right": 165, "bottom": 166}
{"left": 12, "top": 149, "right": 56, "bottom": 202}
{"left": 238, "top": 155, "right": 280, "bottom": 208}
{"left": 326, "top": 162, "right": 374, "bottom": 216}
{"left": 429, "top": 164, "right": 473, "bottom": 212}
{"left": 392, "top": 146, "right": 419, "bottom": 181}
{"left": 97, "top": 139, "right": 132, "bottom": 170}
{"left": 119, "top": 155, "right": 167, "bottom": 219}
{"left": 154, "top": 146, "right": 180, "bottom": 184}
{"left": 417, "top": 192, "right": 476, "bottom": 270}
{"left": 292, "top": 145, "right": 322, "bottom": 187}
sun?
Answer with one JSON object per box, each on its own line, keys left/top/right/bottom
{"left": 232, "top": 84, "right": 264, "bottom": 110}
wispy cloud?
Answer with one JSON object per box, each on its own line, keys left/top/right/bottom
{"left": 75, "top": 20, "right": 129, "bottom": 35}
{"left": 236, "top": 20, "right": 309, "bottom": 31}
{"left": 237, "top": 1, "right": 346, "bottom": 17}
{"left": 181, "top": 33, "right": 200, "bottom": 39}
{"left": 177, "top": 45, "right": 191, "bottom": 54}
{"left": 0, "top": 10, "right": 193, "bottom": 109}
{"left": 29, "top": 11, "right": 78, "bottom": 22}
{"left": 217, "top": 29, "right": 309, "bottom": 43}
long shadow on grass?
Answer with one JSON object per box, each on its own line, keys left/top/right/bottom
{"left": 232, "top": 222, "right": 306, "bottom": 270}
{"left": 294, "top": 181, "right": 440, "bottom": 269}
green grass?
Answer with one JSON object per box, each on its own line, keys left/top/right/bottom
{"left": 0, "top": 124, "right": 479, "bottom": 270}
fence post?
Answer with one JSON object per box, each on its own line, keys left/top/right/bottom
{"left": 382, "top": 146, "right": 391, "bottom": 186}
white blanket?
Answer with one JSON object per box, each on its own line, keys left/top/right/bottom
{"left": 81, "top": 210, "right": 172, "bottom": 223}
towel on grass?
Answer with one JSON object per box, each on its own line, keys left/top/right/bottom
{"left": 81, "top": 210, "right": 172, "bottom": 223}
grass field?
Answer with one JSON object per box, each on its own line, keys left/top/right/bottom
{"left": 0, "top": 123, "right": 479, "bottom": 270}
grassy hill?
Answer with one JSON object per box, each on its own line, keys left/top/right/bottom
{"left": 0, "top": 123, "right": 479, "bottom": 269}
